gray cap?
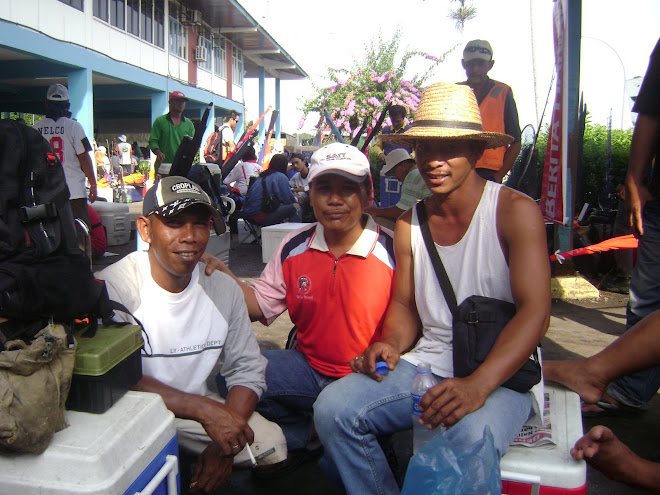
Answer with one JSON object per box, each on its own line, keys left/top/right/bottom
{"left": 463, "top": 40, "right": 493, "bottom": 61}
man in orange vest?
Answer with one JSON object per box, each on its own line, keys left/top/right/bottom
{"left": 460, "top": 39, "right": 521, "bottom": 183}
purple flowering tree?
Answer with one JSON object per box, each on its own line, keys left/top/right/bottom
{"left": 301, "top": 30, "right": 454, "bottom": 139}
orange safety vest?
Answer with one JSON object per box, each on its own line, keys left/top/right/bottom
{"left": 476, "top": 81, "right": 509, "bottom": 171}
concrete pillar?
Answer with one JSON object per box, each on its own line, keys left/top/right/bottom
{"left": 67, "top": 68, "right": 94, "bottom": 141}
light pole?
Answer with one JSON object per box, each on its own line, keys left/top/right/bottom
{"left": 582, "top": 36, "right": 627, "bottom": 129}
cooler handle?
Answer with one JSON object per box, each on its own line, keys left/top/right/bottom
{"left": 500, "top": 470, "right": 541, "bottom": 495}
{"left": 134, "top": 454, "right": 179, "bottom": 495}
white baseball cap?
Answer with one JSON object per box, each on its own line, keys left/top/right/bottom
{"left": 118, "top": 134, "right": 127, "bottom": 142}
{"left": 381, "top": 149, "right": 415, "bottom": 176}
{"left": 307, "top": 143, "right": 371, "bottom": 183}
{"left": 47, "top": 83, "right": 69, "bottom": 101}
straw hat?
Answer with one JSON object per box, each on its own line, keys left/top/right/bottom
{"left": 381, "top": 82, "right": 513, "bottom": 149}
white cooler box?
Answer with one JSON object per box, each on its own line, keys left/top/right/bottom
{"left": 92, "top": 201, "right": 131, "bottom": 246}
{"left": 261, "top": 222, "right": 308, "bottom": 263}
{"left": 500, "top": 384, "right": 586, "bottom": 494}
{"left": 0, "top": 391, "right": 179, "bottom": 494}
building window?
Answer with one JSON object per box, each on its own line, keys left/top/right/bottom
{"left": 94, "top": 0, "right": 164, "bottom": 48}
{"left": 214, "top": 37, "right": 227, "bottom": 78}
{"left": 110, "top": 0, "right": 125, "bottom": 30}
{"left": 232, "top": 46, "right": 243, "bottom": 86}
{"left": 196, "top": 34, "right": 213, "bottom": 72}
{"left": 168, "top": 2, "right": 187, "bottom": 60}
{"left": 58, "top": 0, "right": 83, "bottom": 10}
{"left": 140, "top": 0, "right": 153, "bottom": 43}
{"left": 154, "top": 0, "right": 165, "bottom": 48}
{"left": 127, "top": 0, "right": 140, "bottom": 37}
{"left": 93, "top": 0, "right": 108, "bottom": 21}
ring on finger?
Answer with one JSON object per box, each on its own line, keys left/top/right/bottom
{"left": 355, "top": 355, "right": 363, "bottom": 361}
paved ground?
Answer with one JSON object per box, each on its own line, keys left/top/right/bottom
{"left": 96, "top": 208, "right": 658, "bottom": 494}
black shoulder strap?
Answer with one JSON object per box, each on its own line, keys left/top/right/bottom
{"left": 416, "top": 200, "right": 459, "bottom": 318}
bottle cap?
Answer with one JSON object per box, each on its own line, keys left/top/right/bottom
{"left": 375, "top": 361, "right": 389, "bottom": 375}
{"left": 416, "top": 362, "right": 432, "bottom": 374}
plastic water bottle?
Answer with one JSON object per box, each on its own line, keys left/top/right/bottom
{"left": 411, "top": 362, "right": 440, "bottom": 453}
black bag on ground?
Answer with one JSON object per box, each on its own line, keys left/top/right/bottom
{"left": 261, "top": 176, "right": 280, "bottom": 213}
{"left": 0, "top": 120, "right": 117, "bottom": 342}
{"left": 416, "top": 201, "right": 541, "bottom": 393}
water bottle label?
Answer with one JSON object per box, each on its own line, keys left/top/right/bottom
{"left": 411, "top": 393, "right": 423, "bottom": 416}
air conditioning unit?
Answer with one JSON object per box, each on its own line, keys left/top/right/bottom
{"left": 195, "top": 45, "right": 208, "bottom": 62}
{"left": 191, "top": 10, "right": 202, "bottom": 25}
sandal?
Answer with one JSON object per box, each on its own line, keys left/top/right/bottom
{"left": 581, "top": 398, "right": 645, "bottom": 418}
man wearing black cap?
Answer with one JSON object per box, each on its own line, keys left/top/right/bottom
{"left": 149, "top": 91, "right": 195, "bottom": 170}
{"left": 98, "top": 176, "right": 286, "bottom": 491}
{"left": 460, "top": 39, "right": 522, "bottom": 183}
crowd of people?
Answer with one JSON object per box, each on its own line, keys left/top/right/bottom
{"left": 23, "top": 35, "right": 660, "bottom": 493}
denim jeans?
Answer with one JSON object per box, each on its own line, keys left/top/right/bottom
{"left": 258, "top": 203, "right": 302, "bottom": 227}
{"left": 216, "top": 349, "right": 336, "bottom": 450}
{"left": 608, "top": 198, "right": 660, "bottom": 408}
{"left": 314, "top": 359, "right": 532, "bottom": 495}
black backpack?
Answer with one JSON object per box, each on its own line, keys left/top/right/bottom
{"left": 0, "top": 120, "right": 118, "bottom": 345}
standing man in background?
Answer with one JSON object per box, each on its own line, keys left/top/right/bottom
{"left": 115, "top": 134, "right": 133, "bottom": 174}
{"left": 34, "top": 83, "right": 96, "bottom": 230}
{"left": 460, "top": 39, "right": 521, "bottom": 183}
{"left": 372, "top": 105, "right": 413, "bottom": 163}
{"left": 149, "top": 91, "right": 195, "bottom": 172}
{"left": 218, "top": 111, "right": 240, "bottom": 163}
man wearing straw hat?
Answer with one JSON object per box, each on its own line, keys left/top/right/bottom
{"left": 314, "top": 82, "right": 550, "bottom": 494}
{"left": 460, "top": 39, "right": 522, "bottom": 183}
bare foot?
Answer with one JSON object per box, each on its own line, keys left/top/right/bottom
{"left": 571, "top": 426, "right": 648, "bottom": 487}
{"left": 543, "top": 360, "right": 607, "bottom": 404}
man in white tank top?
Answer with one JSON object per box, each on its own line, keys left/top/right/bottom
{"left": 315, "top": 83, "right": 551, "bottom": 494}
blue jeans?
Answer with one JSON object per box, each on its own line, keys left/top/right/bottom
{"left": 257, "top": 204, "right": 302, "bottom": 227}
{"left": 216, "top": 349, "right": 336, "bottom": 450}
{"left": 608, "top": 198, "right": 660, "bottom": 408}
{"left": 314, "top": 359, "right": 532, "bottom": 495}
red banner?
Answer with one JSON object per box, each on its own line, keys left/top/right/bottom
{"left": 540, "top": 0, "right": 567, "bottom": 224}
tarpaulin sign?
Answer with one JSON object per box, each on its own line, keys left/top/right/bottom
{"left": 540, "top": 0, "right": 569, "bottom": 225}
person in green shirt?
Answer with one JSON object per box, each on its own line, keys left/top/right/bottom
{"left": 149, "top": 91, "right": 195, "bottom": 171}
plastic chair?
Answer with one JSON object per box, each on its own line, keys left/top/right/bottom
{"left": 233, "top": 216, "right": 262, "bottom": 249}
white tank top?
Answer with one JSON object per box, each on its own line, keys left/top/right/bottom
{"left": 402, "top": 181, "right": 513, "bottom": 377}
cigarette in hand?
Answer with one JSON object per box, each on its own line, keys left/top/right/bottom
{"left": 246, "top": 444, "right": 257, "bottom": 467}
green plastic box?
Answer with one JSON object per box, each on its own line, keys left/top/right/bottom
{"left": 66, "top": 325, "right": 144, "bottom": 414}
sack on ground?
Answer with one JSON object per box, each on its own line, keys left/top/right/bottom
{"left": 401, "top": 425, "right": 501, "bottom": 495}
{"left": 452, "top": 295, "right": 541, "bottom": 393}
{"left": 0, "top": 323, "right": 75, "bottom": 454}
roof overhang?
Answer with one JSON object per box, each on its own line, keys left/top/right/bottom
{"left": 186, "top": 0, "right": 307, "bottom": 80}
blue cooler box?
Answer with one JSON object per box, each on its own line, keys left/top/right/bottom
{"left": 380, "top": 176, "right": 402, "bottom": 207}
{"left": 0, "top": 391, "right": 179, "bottom": 494}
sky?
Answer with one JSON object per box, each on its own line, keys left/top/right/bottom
{"left": 239, "top": 0, "right": 659, "bottom": 136}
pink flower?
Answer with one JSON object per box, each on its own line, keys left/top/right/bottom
{"left": 425, "top": 54, "right": 440, "bottom": 62}
{"left": 368, "top": 96, "right": 382, "bottom": 107}
{"left": 329, "top": 85, "right": 337, "bottom": 94}
{"left": 297, "top": 114, "right": 306, "bottom": 130}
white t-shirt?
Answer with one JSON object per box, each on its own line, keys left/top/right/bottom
{"left": 289, "top": 171, "right": 309, "bottom": 191}
{"left": 116, "top": 141, "right": 132, "bottom": 165}
{"left": 223, "top": 160, "right": 263, "bottom": 196}
{"left": 34, "top": 116, "right": 90, "bottom": 199}
{"left": 220, "top": 124, "right": 235, "bottom": 147}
